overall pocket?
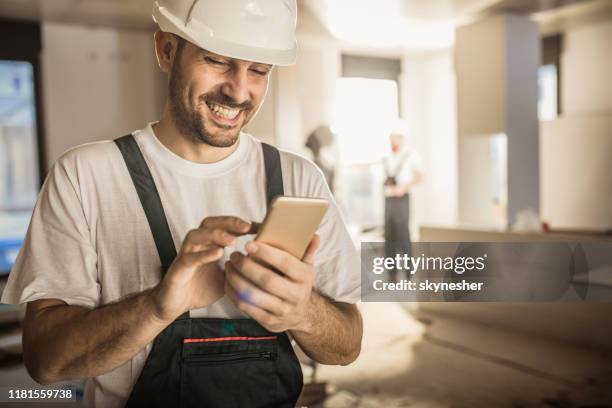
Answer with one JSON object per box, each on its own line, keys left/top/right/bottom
{"left": 179, "top": 336, "right": 282, "bottom": 408}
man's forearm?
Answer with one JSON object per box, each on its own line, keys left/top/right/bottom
{"left": 290, "top": 291, "right": 362, "bottom": 365}
{"left": 24, "top": 288, "right": 169, "bottom": 384}
{"left": 400, "top": 173, "right": 424, "bottom": 192}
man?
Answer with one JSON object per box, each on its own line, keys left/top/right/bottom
{"left": 0, "top": 1, "right": 363, "bottom": 407}
{"left": 305, "top": 125, "right": 338, "bottom": 193}
{"left": 383, "top": 130, "right": 424, "bottom": 283}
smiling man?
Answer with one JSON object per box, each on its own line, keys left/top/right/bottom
{"left": 0, "top": 1, "right": 363, "bottom": 407}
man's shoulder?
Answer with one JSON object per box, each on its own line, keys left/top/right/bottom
{"left": 244, "top": 132, "right": 328, "bottom": 194}
{"left": 243, "top": 132, "right": 321, "bottom": 175}
{"left": 55, "top": 135, "right": 127, "bottom": 171}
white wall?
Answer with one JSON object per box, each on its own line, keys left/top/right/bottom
{"left": 538, "top": 18, "right": 612, "bottom": 231}
{"left": 42, "top": 23, "right": 164, "bottom": 168}
{"left": 455, "top": 14, "right": 540, "bottom": 227}
{"left": 243, "top": 70, "right": 276, "bottom": 145}
{"left": 403, "top": 51, "right": 459, "bottom": 235}
{"left": 561, "top": 19, "right": 612, "bottom": 114}
{"left": 540, "top": 114, "right": 612, "bottom": 230}
{"left": 272, "top": 35, "right": 340, "bottom": 155}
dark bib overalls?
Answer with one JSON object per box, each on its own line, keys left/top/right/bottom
{"left": 114, "top": 134, "right": 303, "bottom": 408}
{"left": 384, "top": 156, "right": 412, "bottom": 280}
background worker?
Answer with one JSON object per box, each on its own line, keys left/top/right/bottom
{"left": 305, "top": 125, "right": 338, "bottom": 193}
{"left": 383, "top": 129, "right": 425, "bottom": 283}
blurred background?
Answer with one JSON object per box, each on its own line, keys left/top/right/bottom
{"left": 0, "top": 0, "right": 612, "bottom": 406}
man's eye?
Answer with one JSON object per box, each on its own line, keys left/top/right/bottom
{"left": 251, "top": 68, "right": 270, "bottom": 76}
{"left": 205, "top": 57, "right": 227, "bottom": 66}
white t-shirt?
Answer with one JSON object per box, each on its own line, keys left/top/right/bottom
{"left": 1, "top": 123, "right": 360, "bottom": 408}
{"left": 383, "top": 148, "right": 424, "bottom": 194}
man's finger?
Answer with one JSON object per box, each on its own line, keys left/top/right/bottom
{"left": 225, "top": 281, "right": 277, "bottom": 329}
{"left": 200, "top": 216, "right": 252, "bottom": 235}
{"left": 181, "top": 227, "right": 237, "bottom": 253}
{"left": 224, "top": 261, "right": 285, "bottom": 316}
{"left": 180, "top": 247, "right": 224, "bottom": 268}
{"left": 301, "top": 234, "right": 320, "bottom": 265}
{"left": 229, "top": 252, "right": 300, "bottom": 305}
{"left": 244, "top": 241, "right": 304, "bottom": 282}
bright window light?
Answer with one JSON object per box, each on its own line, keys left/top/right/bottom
{"left": 538, "top": 64, "right": 558, "bottom": 121}
{"left": 334, "top": 77, "right": 399, "bottom": 165}
{"left": 324, "top": 0, "right": 455, "bottom": 49}
{"left": 0, "top": 60, "right": 40, "bottom": 275}
{"left": 333, "top": 77, "right": 400, "bottom": 228}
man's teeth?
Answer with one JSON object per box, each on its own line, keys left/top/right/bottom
{"left": 207, "top": 102, "right": 240, "bottom": 120}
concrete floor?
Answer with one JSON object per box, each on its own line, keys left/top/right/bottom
{"left": 0, "top": 303, "right": 610, "bottom": 407}
{"left": 312, "top": 303, "right": 612, "bottom": 408}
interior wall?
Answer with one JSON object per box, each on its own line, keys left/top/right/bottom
{"left": 538, "top": 17, "right": 612, "bottom": 230}
{"left": 243, "top": 70, "right": 276, "bottom": 145}
{"left": 402, "top": 51, "right": 459, "bottom": 235}
{"left": 504, "top": 15, "right": 540, "bottom": 225}
{"left": 272, "top": 37, "right": 340, "bottom": 156}
{"left": 401, "top": 57, "right": 429, "bottom": 235}
{"left": 274, "top": 63, "right": 304, "bottom": 153}
{"left": 295, "top": 44, "right": 339, "bottom": 153}
{"left": 421, "top": 52, "right": 458, "bottom": 230}
{"left": 561, "top": 19, "right": 612, "bottom": 114}
{"left": 41, "top": 22, "right": 164, "bottom": 169}
{"left": 540, "top": 113, "right": 612, "bottom": 230}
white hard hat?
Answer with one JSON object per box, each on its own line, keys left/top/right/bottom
{"left": 152, "top": 0, "right": 297, "bottom": 66}
{"left": 390, "top": 119, "right": 409, "bottom": 137}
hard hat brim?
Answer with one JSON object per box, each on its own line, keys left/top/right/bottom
{"left": 153, "top": 6, "right": 297, "bottom": 66}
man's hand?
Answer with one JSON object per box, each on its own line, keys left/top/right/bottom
{"left": 390, "top": 185, "right": 406, "bottom": 197}
{"left": 22, "top": 215, "right": 254, "bottom": 384}
{"left": 225, "top": 234, "right": 363, "bottom": 365}
{"left": 153, "top": 216, "right": 252, "bottom": 323}
{"left": 224, "top": 235, "right": 320, "bottom": 333}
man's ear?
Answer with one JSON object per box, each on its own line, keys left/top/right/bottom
{"left": 154, "top": 31, "right": 179, "bottom": 74}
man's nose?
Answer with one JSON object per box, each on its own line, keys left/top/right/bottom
{"left": 220, "top": 68, "right": 250, "bottom": 105}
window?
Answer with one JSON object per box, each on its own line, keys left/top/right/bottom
{"left": 334, "top": 55, "right": 401, "bottom": 229}
{"left": 0, "top": 20, "right": 43, "bottom": 276}
{"left": 335, "top": 78, "right": 399, "bottom": 165}
{"left": 539, "top": 34, "right": 562, "bottom": 121}
{"left": 0, "top": 61, "right": 40, "bottom": 275}
{"left": 538, "top": 64, "right": 558, "bottom": 121}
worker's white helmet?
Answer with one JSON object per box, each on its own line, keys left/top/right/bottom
{"left": 152, "top": 0, "right": 297, "bottom": 66}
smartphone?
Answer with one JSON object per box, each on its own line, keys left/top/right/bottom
{"left": 255, "top": 196, "right": 329, "bottom": 259}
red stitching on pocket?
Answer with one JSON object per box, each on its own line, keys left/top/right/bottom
{"left": 183, "top": 336, "right": 277, "bottom": 344}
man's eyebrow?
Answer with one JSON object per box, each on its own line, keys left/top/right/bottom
{"left": 199, "top": 49, "right": 224, "bottom": 59}
{"left": 252, "top": 62, "right": 273, "bottom": 69}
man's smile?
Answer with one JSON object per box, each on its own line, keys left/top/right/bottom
{"left": 205, "top": 101, "right": 246, "bottom": 127}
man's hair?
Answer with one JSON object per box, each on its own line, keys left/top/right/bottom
{"left": 173, "top": 34, "right": 187, "bottom": 54}
{"left": 174, "top": 34, "right": 187, "bottom": 57}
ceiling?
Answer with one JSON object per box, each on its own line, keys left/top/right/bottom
{"left": 0, "top": 0, "right": 609, "bottom": 48}
{"left": 297, "top": 0, "right": 503, "bottom": 50}
{"left": 298, "top": 0, "right": 608, "bottom": 50}
{"left": 0, "top": 0, "right": 155, "bottom": 29}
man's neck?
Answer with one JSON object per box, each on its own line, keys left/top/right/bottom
{"left": 153, "top": 110, "right": 239, "bottom": 164}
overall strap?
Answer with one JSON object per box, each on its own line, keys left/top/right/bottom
{"left": 114, "top": 134, "right": 177, "bottom": 272}
{"left": 261, "top": 142, "right": 284, "bottom": 203}
{"left": 114, "top": 135, "right": 285, "bottom": 275}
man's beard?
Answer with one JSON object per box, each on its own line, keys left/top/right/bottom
{"left": 168, "top": 62, "right": 254, "bottom": 148}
